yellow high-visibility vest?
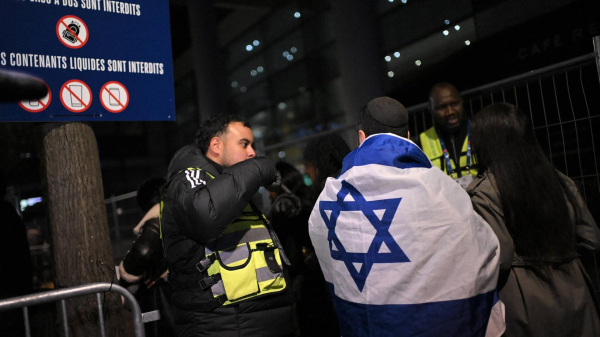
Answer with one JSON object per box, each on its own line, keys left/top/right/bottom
{"left": 420, "top": 127, "right": 478, "bottom": 179}
{"left": 161, "top": 168, "right": 287, "bottom": 309}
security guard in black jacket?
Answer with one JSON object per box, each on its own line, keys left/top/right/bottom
{"left": 160, "top": 115, "right": 297, "bottom": 337}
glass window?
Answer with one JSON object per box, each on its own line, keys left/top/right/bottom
{"left": 307, "top": 43, "right": 340, "bottom": 87}
{"left": 269, "top": 62, "right": 309, "bottom": 103}
{"left": 228, "top": 54, "right": 267, "bottom": 93}
{"left": 377, "top": 0, "right": 404, "bottom": 15}
{"left": 314, "top": 77, "right": 344, "bottom": 124}
{"left": 384, "top": 17, "right": 477, "bottom": 88}
{"left": 273, "top": 92, "right": 315, "bottom": 141}
{"left": 224, "top": 27, "right": 263, "bottom": 71}
{"left": 248, "top": 109, "right": 272, "bottom": 142}
{"left": 261, "top": 2, "right": 302, "bottom": 44}
{"left": 379, "top": 0, "right": 472, "bottom": 52}
{"left": 265, "top": 30, "right": 305, "bottom": 75}
{"left": 303, "top": 11, "right": 335, "bottom": 53}
{"left": 232, "top": 81, "right": 269, "bottom": 117}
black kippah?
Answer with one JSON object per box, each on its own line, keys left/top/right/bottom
{"left": 365, "top": 97, "right": 408, "bottom": 127}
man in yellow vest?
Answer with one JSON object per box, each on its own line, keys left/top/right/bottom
{"left": 419, "top": 83, "right": 477, "bottom": 189}
{"left": 160, "top": 115, "right": 296, "bottom": 336}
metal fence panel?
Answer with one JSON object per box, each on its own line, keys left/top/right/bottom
{"left": 0, "top": 283, "right": 146, "bottom": 337}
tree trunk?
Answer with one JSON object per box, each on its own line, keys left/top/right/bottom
{"left": 40, "top": 123, "right": 126, "bottom": 337}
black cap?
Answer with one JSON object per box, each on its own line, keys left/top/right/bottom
{"left": 365, "top": 97, "right": 408, "bottom": 127}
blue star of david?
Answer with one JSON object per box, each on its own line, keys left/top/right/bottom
{"left": 319, "top": 180, "right": 410, "bottom": 292}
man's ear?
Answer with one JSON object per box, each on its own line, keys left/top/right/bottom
{"left": 358, "top": 130, "right": 366, "bottom": 145}
{"left": 208, "top": 136, "right": 222, "bottom": 156}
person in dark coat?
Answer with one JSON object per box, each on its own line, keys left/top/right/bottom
{"left": 268, "top": 162, "right": 340, "bottom": 337}
{"left": 0, "top": 168, "right": 33, "bottom": 337}
{"left": 119, "top": 177, "right": 175, "bottom": 337}
{"left": 160, "top": 115, "right": 296, "bottom": 337}
{"left": 303, "top": 134, "right": 351, "bottom": 204}
{"left": 0, "top": 70, "right": 44, "bottom": 337}
{"left": 467, "top": 103, "right": 600, "bottom": 336}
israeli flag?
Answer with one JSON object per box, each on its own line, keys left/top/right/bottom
{"left": 309, "top": 134, "right": 505, "bottom": 337}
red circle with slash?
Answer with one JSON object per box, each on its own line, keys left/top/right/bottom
{"left": 100, "top": 81, "right": 129, "bottom": 113}
{"left": 56, "top": 15, "right": 89, "bottom": 49}
{"left": 60, "top": 79, "right": 92, "bottom": 113}
{"left": 19, "top": 83, "right": 52, "bottom": 113}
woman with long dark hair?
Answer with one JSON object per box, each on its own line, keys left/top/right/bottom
{"left": 468, "top": 103, "right": 600, "bottom": 336}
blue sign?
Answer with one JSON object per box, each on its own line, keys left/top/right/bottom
{"left": 0, "top": 0, "right": 175, "bottom": 122}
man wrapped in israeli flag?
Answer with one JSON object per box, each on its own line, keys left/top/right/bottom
{"left": 308, "top": 97, "right": 505, "bottom": 337}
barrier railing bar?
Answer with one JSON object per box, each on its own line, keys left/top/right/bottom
{"left": 591, "top": 37, "right": 600, "bottom": 194}
{"left": 593, "top": 36, "right": 600, "bottom": 86}
{"left": 97, "top": 293, "right": 106, "bottom": 337}
{"left": 61, "top": 299, "right": 69, "bottom": 337}
{"left": 460, "top": 53, "right": 595, "bottom": 97}
{"left": 104, "top": 191, "right": 137, "bottom": 204}
{"left": 0, "top": 283, "right": 145, "bottom": 337}
{"left": 23, "top": 306, "right": 30, "bottom": 337}
{"left": 566, "top": 174, "right": 600, "bottom": 180}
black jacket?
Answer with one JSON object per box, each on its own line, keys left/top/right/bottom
{"left": 161, "top": 145, "right": 296, "bottom": 337}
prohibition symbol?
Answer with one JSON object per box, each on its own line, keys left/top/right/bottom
{"left": 19, "top": 83, "right": 51, "bottom": 113}
{"left": 56, "top": 15, "right": 89, "bottom": 49}
{"left": 100, "top": 81, "right": 129, "bottom": 113}
{"left": 60, "top": 80, "right": 92, "bottom": 113}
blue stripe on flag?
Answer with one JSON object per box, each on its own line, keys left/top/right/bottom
{"left": 340, "top": 134, "right": 431, "bottom": 176}
{"left": 327, "top": 283, "right": 496, "bottom": 337}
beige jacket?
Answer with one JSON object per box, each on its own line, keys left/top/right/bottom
{"left": 468, "top": 172, "right": 600, "bottom": 337}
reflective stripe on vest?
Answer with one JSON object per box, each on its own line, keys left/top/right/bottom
{"left": 420, "top": 126, "right": 478, "bottom": 179}
{"left": 161, "top": 167, "right": 287, "bottom": 308}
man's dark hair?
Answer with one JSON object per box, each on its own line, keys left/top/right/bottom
{"left": 195, "top": 115, "right": 251, "bottom": 154}
{"left": 356, "top": 106, "right": 409, "bottom": 138}
{"left": 136, "top": 177, "right": 167, "bottom": 214}
{"left": 428, "top": 82, "right": 459, "bottom": 99}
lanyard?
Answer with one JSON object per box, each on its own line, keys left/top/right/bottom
{"left": 438, "top": 119, "right": 471, "bottom": 175}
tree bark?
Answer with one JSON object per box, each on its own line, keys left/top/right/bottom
{"left": 40, "top": 123, "right": 126, "bottom": 337}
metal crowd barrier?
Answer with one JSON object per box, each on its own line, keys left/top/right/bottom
{"left": 0, "top": 282, "right": 151, "bottom": 337}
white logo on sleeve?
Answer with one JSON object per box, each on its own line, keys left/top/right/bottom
{"left": 185, "top": 170, "right": 206, "bottom": 188}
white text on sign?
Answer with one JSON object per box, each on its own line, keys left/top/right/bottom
{"left": 28, "top": 0, "right": 142, "bottom": 16}
{"left": 0, "top": 52, "right": 165, "bottom": 75}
